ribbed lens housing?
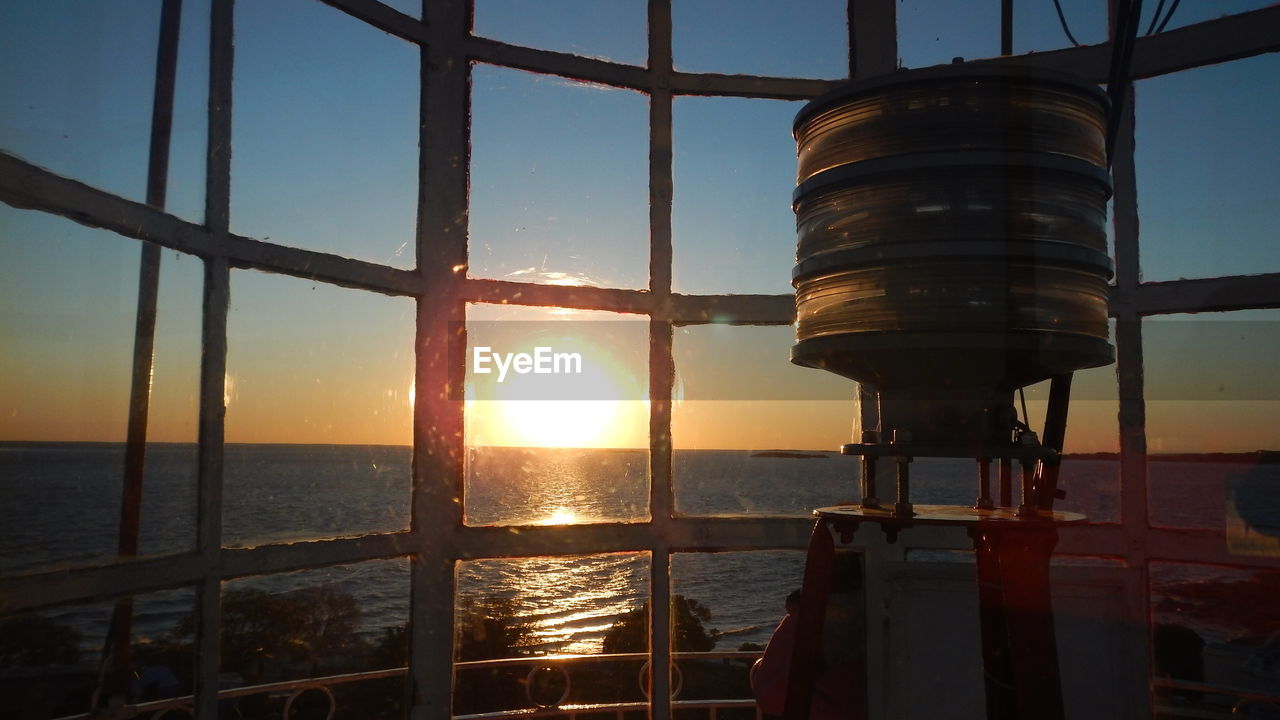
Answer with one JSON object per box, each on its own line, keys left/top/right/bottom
{"left": 795, "top": 73, "right": 1107, "bottom": 184}
{"left": 791, "top": 66, "right": 1115, "bottom": 393}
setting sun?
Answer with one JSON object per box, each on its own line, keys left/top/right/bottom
{"left": 501, "top": 399, "right": 620, "bottom": 448}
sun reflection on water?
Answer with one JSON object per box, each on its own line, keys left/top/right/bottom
{"left": 541, "top": 507, "right": 578, "bottom": 525}
{"left": 458, "top": 552, "right": 649, "bottom": 654}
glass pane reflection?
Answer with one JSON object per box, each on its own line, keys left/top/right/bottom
{"left": 164, "top": 0, "right": 211, "bottom": 224}
{"left": 1012, "top": 0, "right": 1106, "bottom": 54}
{"left": 1136, "top": 54, "right": 1280, "bottom": 281}
{"left": 220, "top": 558, "right": 409, "bottom": 714}
{"left": 671, "top": 550, "right": 865, "bottom": 713}
{"left": 1150, "top": 562, "right": 1280, "bottom": 713}
{"left": 673, "top": 324, "right": 859, "bottom": 517}
{"left": 898, "top": 0, "right": 1000, "bottom": 68}
{"left": 464, "top": 304, "right": 649, "bottom": 526}
{"left": 231, "top": 0, "right": 419, "bottom": 267}
{"left": 672, "top": 96, "right": 803, "bottom": 295}
{"left": 1137, "top": 0, "right": 1275, "bottom": 33}
{"left": 1020, "top": 329, "right": 1120, "bottom": 523}
{"left": 223, "top": 271, "right": 414, "bottom": 547}
{"left": 0, "top": 587, "right": 196, "bottom": 717}
{"left": 136, "top": 250, "right": 204, "bottom": 557}
{"left": 474, "top": 0, "right": 647, "bottom": 66}
{"left": 469, "top": 65, "right": 649, "bottom": 289}
{"left": 455, "top": 553, "right": 650, "bottom": 714}
{"left": 0, "top": 2, "right": 157, "bottom": 202}
{"left": 1, "top": 208, "right": 137, "bottom": 573}
{"left": 672, "top": 0, "right": 848, "bottom": 78}
{"left": 671, "top": 551, "right": 806, "bottom": 652}
{"left": 1145, "top": 311, "right": 1280, "bottom": 541}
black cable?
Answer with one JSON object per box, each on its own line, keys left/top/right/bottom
{"left": 1105, "top": 0, "right": 1143, "bottom": 165}
{"left": 1051, "top": 0, "right": 1081, "bottom": 46}
{"left": 1153, "top": 0, "right": 1183, "bottom": 33}
{"left": 1145, "top": 0, "right": 1168, "bottom": 35}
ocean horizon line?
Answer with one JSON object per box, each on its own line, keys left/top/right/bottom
{"left": 1, "top": 440, "right": 1276, "bottom": 460}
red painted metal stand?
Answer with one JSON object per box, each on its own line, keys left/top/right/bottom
{"left": 784, "top": 508, "right": 1079, "bottom": 720}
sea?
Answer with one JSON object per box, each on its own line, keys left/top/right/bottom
{"left": 0, "top": 442, "right": 1275, "bottom": 660}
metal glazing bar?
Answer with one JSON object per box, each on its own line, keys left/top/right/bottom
{"left": 120, "top": 0, "right": 183, "bottom": 561}
{"left": 195, "top": 254, "right": 230, "bottom": 719}
{"left": 1110, "top": 85, "right": 1154, "bottom": 717}
{"left": 999, "top": 458, "right": 1013, "bottom": 508}
{"left": 861, "top": 456, "right": 879, "bottom": 508}
{"left": 413, "top": 0, "right": 470, "bottom": 716}
{"left": 1035, "top": 374, "right": 1074, "bottom": 510}
{"left": 648, "top": 1, "right": 675, "bottom": 714}
{"left": 648, "top": 318, "right": 675, "bottom": 525}
{"left": 971, "top": 529, "right": 1015, "bottom": 719}
{"left": 194, "top": 0, "right": 234, "bottom": 713}
{"left": 850, "top": 0, "right": 898, "bottom": 79}
{"left": 1018, "top": 462, "right": 1037, "bottom": 517}
{"left": 321, "top": 0, "right": 428, "bottom": 45}
{"left": 977, "top": 458, "right": 994, "bottom": 509}
{"left": 894, "top": 458, "right": 913, "bottom": 516}
{"left": 96, "top": 0, "right": 184, "bottom": 709}
{"left": 205, "top": 0, "right": 233, "bottom": 238}
{"left": 1001, "top": 0, "right": 1013, "bottom": 56}
{"left": 1135, "top": 273, "right": 1280, "bottom": 315}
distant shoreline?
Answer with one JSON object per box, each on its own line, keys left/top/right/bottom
{"left": 1071, "top": 450, "right": 1278, "bottom": 464}
{"left": 1, "top": 441, "right": 1275, "bottom": 463}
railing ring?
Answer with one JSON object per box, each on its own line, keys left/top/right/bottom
{"left": 525, "top": 664, "right": 571, "bottom": 708}
{"left": 282, "top": 684, "right": 336, "bottom": 720}
{"left": 637, "top": 660, "right": 683, "bottom": 700}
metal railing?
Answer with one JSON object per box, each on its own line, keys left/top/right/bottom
{"left": 51, "top": 650, "right": 764, "bottom": 719}
{"left": 1152, "top": 678, "right": 1280, "bottom": 718}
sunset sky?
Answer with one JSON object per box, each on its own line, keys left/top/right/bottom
{"left": 2, "top": 0, "right": 1278, "bottom": 453}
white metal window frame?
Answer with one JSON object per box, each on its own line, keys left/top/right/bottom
{"left": 1, "top": 1, "right": 1279, "bottom": 718}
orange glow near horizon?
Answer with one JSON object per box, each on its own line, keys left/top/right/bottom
{"left": 466, "top": 397, "right": 649, "bottom": 449}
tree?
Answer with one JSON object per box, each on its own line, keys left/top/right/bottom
{"left": 602, "top": 596, "right": 720, "bottom": 654}
{"left": 1155, "top": 573, "right": 1280, "bottom": 643}
{"left": 172, "top": 585, "right": 366, "bottom": 683}
{"left": 455, "top": 596, "right": 538, "bottom": 662}
{"left": 453, "top": 596, "right": 539, "bottom": 714}
{"left": 0, "top": 614, "right": 82, "bottom": 667}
